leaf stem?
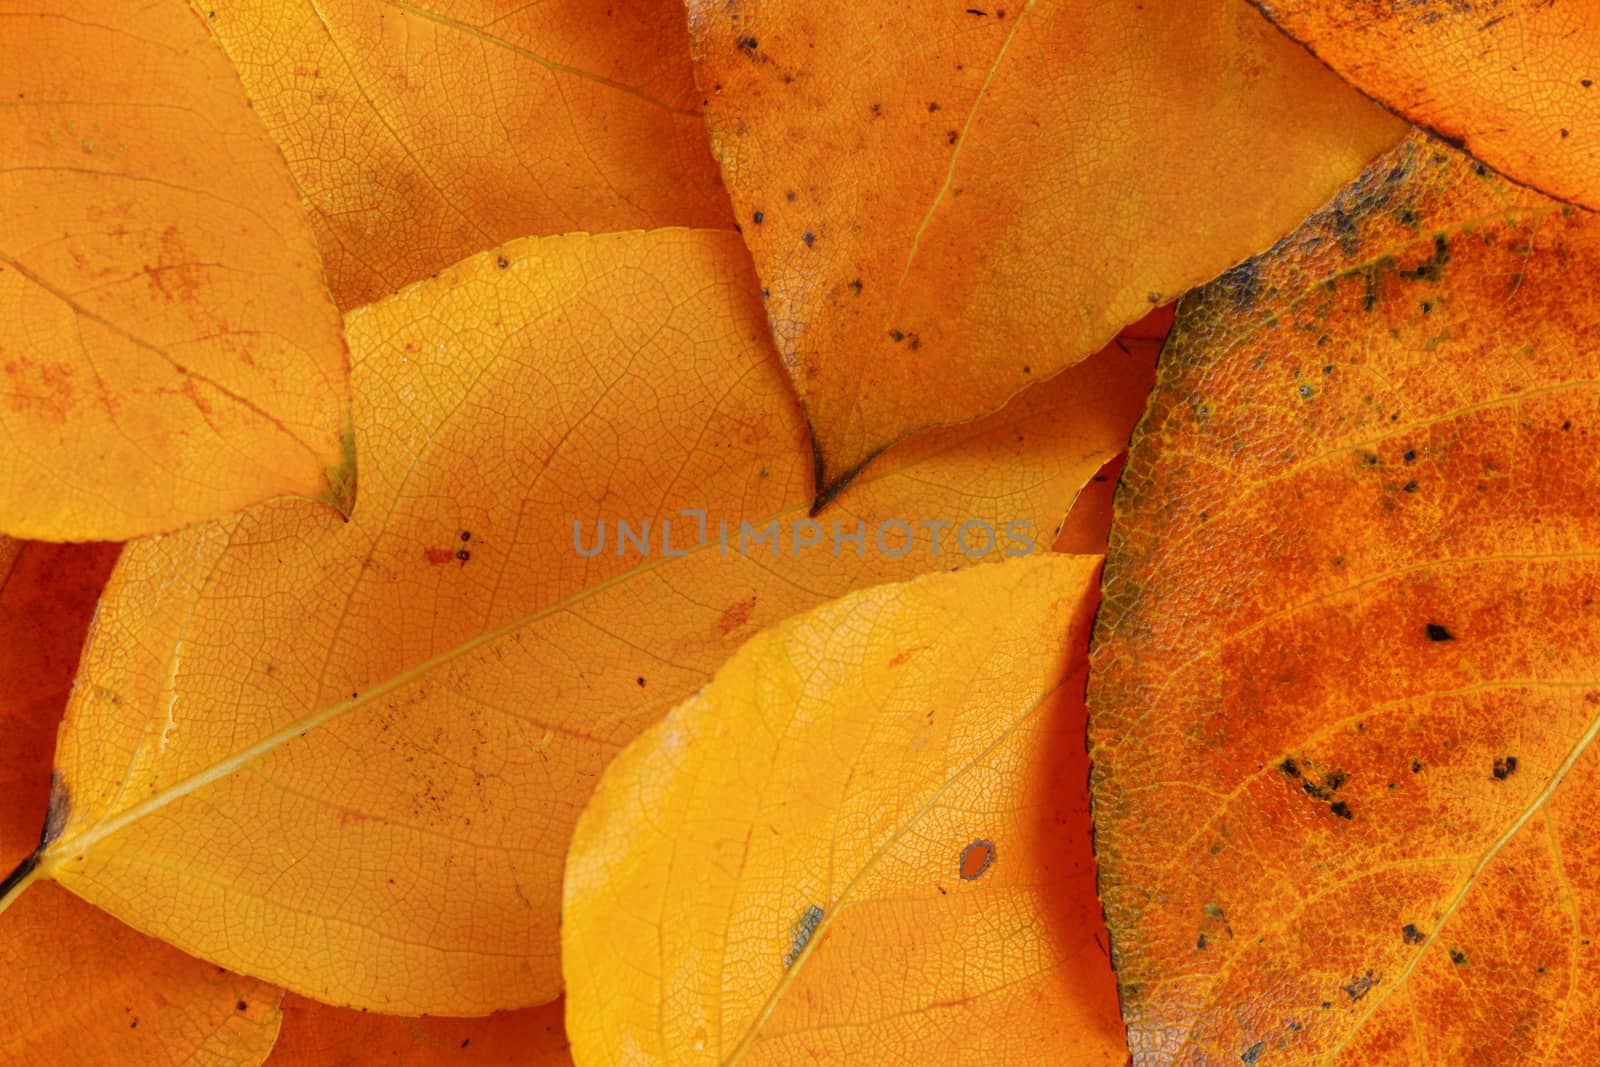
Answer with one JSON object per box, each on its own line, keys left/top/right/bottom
{"left": 0, "top": 851, "right": 41, "bottom": 917}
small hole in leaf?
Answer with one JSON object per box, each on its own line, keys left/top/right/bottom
{"left": 959, "top": 839, "right": 996, "bottom": 880}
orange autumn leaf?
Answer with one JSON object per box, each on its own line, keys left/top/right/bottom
{"left": 0, "top": 1, "right": 353, "bottom": 541}
{"left": 0, "top": 229, "right": 1149, "bottom": 1016}
{"left": 564, "top": 555, "right": 1121, "bottom": 1065}
{"left": 685, "top": 0, "right": 1404, "bottom": 501}
{"left": 266, "top": 995, "right": 570, "bottom": 1065}
{"left": 201, "top": 0, "right": 734, "bottom": 309}
{"left": 1052, "top": 454, "right": 1125, "bottom": 556}
{"left": 0, "top": 540, "right": 284, "bottom": 1067}
{"left": 1091, "top": 132, "right": 1600, "bottom": 1064}
{"left": 1252, "top": 1, "right": 1600, "bottom": 209}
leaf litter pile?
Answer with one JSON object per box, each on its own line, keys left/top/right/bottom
{"left": 0, "top": 2, "right": 1596, "bottom": 1065}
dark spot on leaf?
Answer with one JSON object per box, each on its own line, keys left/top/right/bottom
{"left": 1412, "top": 759, "right": 1424, "bottom": 773}
{"left": 1425, "top": 623, "right": 1454, "bottom": 642}
{"left": 752, "top": 210, "right": 764, "bottom": 224}
{"left": 636, "top": 677, "right": 646, "bottom": 687}
{"left": 1197, "top": 934, "right": 1209, "bottom": 950}
{"left": 802, "top": 231, "right": 816, "bottom": 247}
{"left": 236, "top": 1001, "right": 248, "bottom": 1012}
{"left": 42, "top": 772, "right": 70, "bottom": 847}
{"left": 1403, "top": 449, "right": 1416, "bottom": 463}
{"left": 1402, "top": 480, "right": 1419, "bottom": 493}
{"left": 1241, "top": 1042, "right": 1265, "bottom": 1065}
{"left": 1343, "top": 970, "right": 1377, "bottom": 1000}
{"left": 1278, "top": 757, "right": 1301, "bottom": 778}
{"left": 1214, "top": 259, "right": 1260, "bottom": 311}
{"left": 737, "top": 35, "right": 758, "bottom": 50}
{"left": 1403, "top": 923, "right": 1426, "bottom": 944}
{"left": 1330, "top": 800, "right": 1352, "bottom": 819}
{"left": 455, "top": 549, "right": 470, "bottom": 562}
{"left": 960, "top": 839, "right": 996, "bottom": 880}
{"left": 783, "top": 904, "right": 824, "bottom": 967}
{"left": 1450, "top": 948, "right": 1468, "bottom": 966}
{"left": 1493, "top": 756, "right": 1519, "bottom": 780}
{"left": 496, "top": 256, "right": 509, "bottom": 269}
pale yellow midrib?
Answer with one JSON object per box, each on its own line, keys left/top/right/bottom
{"left": 13, "top": 386, "right": 1062, "bottom": 895}
{"left": 376, "top": 0, "right": 701, "bottom": 118}
{"left": 722, "top": 664, "right": 1075, "bottom": 1065}
{"left": 887, "top": 0, "right": 1037, "bottom": 311}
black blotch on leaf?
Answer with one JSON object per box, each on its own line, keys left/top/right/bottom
{"left": 783, "top": 904, "right": 824, "bottom": 968}
{"left": 1493, "top": 756, "right": 1519, "bottom": 780}
{"left": 1342, "top": 970, "right": 1377, "bottom": 1000}
{"left": 1403, "top": 923, "right": 1426, "bottom": 945}
{"left": 1330, "top": 800, "right": 1353, "bottom": 820}
{"left": 1450, "top": 948, "right": 1468, "bottom": 965}
{"left": 1425, "top": 623, "right": 1454, "bottom": 642}
{"left": 1241, "top": 1042, "right": 1265, "bottom": 1065}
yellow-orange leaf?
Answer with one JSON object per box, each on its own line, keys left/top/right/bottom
{"left": 1091, "top": 133, "right": 1600, "bottom": 1065}
{"left": 202, "top": 0, "right": 735, "bottom": 309}
{"left": 0, "top": 540, "right": 283, "bottom": 1067}
{"left": 0, "top": 1, "right": 352, "bottom": 540}
{"left": 686, "top": 0, "right": 1404, "bottom": 500}
{"left": 266, "top": 995, "right": 571, "bottom": 1065}
{"left": 1253, "top": 1, "right": 1600, "bottom": 209}
{"left": 2, "top": 229, "right": 1149, "bottom": 1015}
{"left": 564, "top": 555, "right": 1121, "bottom": 1065}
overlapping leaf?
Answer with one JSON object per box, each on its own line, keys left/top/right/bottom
{"left": 0, "top": 228, "right": 1152, "bottom": 1015}
{"left": 1253, "top": 0, "right": 1600, "bottom": 209}
{"left": 0, "top": 540, "right": 284, "bottom": 1067}
{"left": 686, "top": 0, "right": 1404, "bottom": 500}
{"left": 0, "top": 1, "right": 353, "bottom": 540}
{"left": 1091, "top": 132, "right": 1600, "bottom": 1065}
{"left": 201, "top": 0, "right": 735, "bottom": 308}
{"left": 565, "top": 555, "right": 1121, "bottom": 1065}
